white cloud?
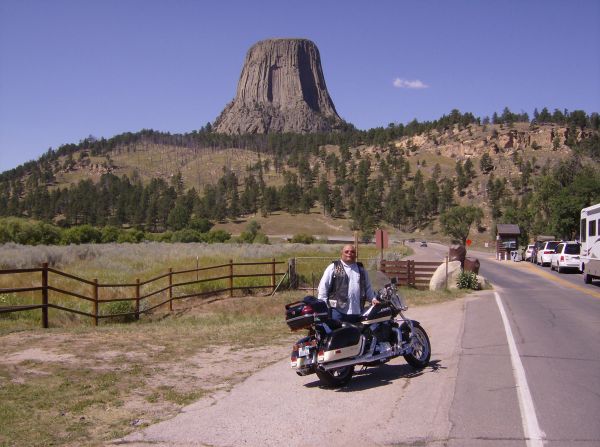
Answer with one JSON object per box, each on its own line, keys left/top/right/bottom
{"left": 393, "top": 78, "right": 429, "bottom": 89}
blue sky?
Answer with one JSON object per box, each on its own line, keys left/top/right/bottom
{"left": 1, "top": 0, "right": 599, "bottom": 172}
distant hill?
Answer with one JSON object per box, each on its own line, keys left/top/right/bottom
{"left": 1, "top": 109, "right": 599, "bottom": 244}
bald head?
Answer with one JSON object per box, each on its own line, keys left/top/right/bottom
{"left": 341, "top": 244, "right": 357, "bottom": 264}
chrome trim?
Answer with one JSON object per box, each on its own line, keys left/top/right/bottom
{"left": 320, "top": 349, "right": 399, "bottom": 371}
{"left": 286, "top": 312, "right": 328, "bottom": 323}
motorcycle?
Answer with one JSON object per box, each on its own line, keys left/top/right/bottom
{"left": 285, "top": 275, "right": 431, "bottom": 387}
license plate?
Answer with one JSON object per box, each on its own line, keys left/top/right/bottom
{"left": 298, "top": 346, "right": 310, "bottom": 357}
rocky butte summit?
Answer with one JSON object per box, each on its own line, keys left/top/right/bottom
{"left": 213, "top": 38, "right": 348, "bottom": 134}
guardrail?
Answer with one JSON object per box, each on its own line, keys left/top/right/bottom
{"left": 0, "top": 259, "right": 285, "bottom": 328}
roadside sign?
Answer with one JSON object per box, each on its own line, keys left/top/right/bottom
{"left": 466, "top": 239, "right": 472, "bottom": 246}
{"left": 375, "top": 229, "right": 388, "bottom": 249}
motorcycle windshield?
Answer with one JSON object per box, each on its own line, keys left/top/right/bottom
{"left": 368, "top": 268, "right": 407, "bottom": 311}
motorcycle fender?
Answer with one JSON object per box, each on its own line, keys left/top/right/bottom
{"left": 399, "top": 320, "right": 422, "bottom": 343}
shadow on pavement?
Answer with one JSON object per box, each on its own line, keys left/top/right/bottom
{"left": 303, "top": 359, "right": 445, "bottom": 392}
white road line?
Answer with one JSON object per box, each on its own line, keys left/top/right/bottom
{"left": 494, "top": 292, "right": 545, "bottom": 447}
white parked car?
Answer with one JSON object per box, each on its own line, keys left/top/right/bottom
{"left": 550, "top": 242, "right": 581, "bottom": 273}
{"left": 524, "top": 244, "right": 535, "bottom": 262}
{"left": 536, "top": 241, "right": 560, "bottom": 266}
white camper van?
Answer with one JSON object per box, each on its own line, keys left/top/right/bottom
{"left": 580, "top": 202, "right": 600, "bottom": 284}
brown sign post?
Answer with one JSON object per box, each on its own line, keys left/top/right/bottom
{"left": 375, "top": 229, "right": 389, "bottom": 268}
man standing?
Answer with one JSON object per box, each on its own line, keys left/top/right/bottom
{"left": 317, "top": 244, "right": 379, "bottom": 322}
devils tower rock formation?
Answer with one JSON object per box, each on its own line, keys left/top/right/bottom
{"left": 213, "top": 38, "right": 347, "bottom": 134}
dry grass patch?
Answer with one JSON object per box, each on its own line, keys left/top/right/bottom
{"left": 0, "top": 291, "right": 300, "bottom": 447}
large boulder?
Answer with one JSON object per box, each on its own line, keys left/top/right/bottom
{"left": 214, "top": 38, "right": 348, "bottom": 134}
{"left": 429, "top": 260, "right": 462, "bottom": 291}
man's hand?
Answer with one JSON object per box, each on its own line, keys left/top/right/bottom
{"left": 371, "top": 298, "right": 380, "bottom": 305}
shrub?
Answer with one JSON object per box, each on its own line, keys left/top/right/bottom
{"left": 204, "top": 229, "right": 231, "bottom": 243}
{"left": 238, "top": 231, "right": 255, "bottom": 244}
{"left": 101, "top": 226, "right": 120, "bottom": 243}
{"left": 101, "top": 300, "right": 137, "bottom": 323}
{"left": 188, "top": 217, "right": 214, "bottom": 233}
{"left": 252, "top": 233, "right": 270, "bottom": 244}
{"left": 61, "top": 225, "right": 102, "bottom": 245}
{"left": 171, "top": 229, "right": 204, "bottom": 243}
{"left": 37, "top": 223, "right": 62, "bottom": 245}
{"left": 457, "top": 271, "right": 480, "bottom": 290}
{"left": 290, "top": 233, "right": 315, "bottom": 244}
{"left": 0, "top": 218, "right": 62, "bottom": 245}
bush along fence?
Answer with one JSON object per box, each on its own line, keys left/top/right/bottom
{"left": 0, "top": 259, "right": 285, "bottom": 328}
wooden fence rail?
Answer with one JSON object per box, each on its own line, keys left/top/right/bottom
{"left": 380, "top": 260, "right": 442, "bottom": 290}
{"left": 0, "top": 259, "right": 285, "bottom": 328}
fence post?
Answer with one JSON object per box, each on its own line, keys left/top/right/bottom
{"left": 229, "top": 259, "right": 233, "bottom": 297}
{"left": 409, "top": 260, "right": 415, "bottom": 288}
{"left": 445, "top": 256, "right": 449, "bottom": 290}
{"left": 41, "top": 262, "right": 48, "bottom": 329}
{"left": 93, "top": 279, "right": 98, "bottom": 327}
{"left": 271, "top": 258, "right": 276, "bottom": 293}
{"left": 135, "top": 279, "right": 140, "bottom": 320}
{"left": 168, "top": 268, "right": 173, "bottom": 312}
{"left": 288, "top": 258, "right": 297, "bottom": 289}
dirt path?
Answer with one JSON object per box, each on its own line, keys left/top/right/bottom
{"left": 112, "top": 292, "right": 482, "bottom": 447}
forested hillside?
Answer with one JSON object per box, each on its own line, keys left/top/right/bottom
{"left": 1, "top": 108, "right": 599, "bottom": 245}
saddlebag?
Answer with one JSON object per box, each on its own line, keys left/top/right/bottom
{"left": 285, "top": 296, "right": 329, "bottom": 331}
{"left": 320, "top": 326, "right": 363, "bottom": 362}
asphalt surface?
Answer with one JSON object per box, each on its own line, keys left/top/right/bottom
{"left": 113, "top": 242, "right": 600, "bottom": 447}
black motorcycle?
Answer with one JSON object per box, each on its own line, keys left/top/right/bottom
{"left": 285, "top": 278, "right": 431, "bottom": 387}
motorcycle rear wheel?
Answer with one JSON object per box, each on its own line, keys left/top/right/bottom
{"left": 316, "top": 366, "right": 355, "bottom": 387}
{"left": 403, "top": 324, "right": 431, "bottom": 369}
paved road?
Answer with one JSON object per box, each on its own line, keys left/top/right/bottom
{"left": 115, "top": 243, "right": 600, "bottom": 446}
{"left": 473, "top": 255, "right": 600, "bottom": 446}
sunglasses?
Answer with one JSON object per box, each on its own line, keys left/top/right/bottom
{"left": 343, "top": 250, "right": 356, "bottom": 254}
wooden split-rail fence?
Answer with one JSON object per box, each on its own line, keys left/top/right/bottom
{"left": 379, "top": 259, "right": 442, "bottom": 290}
{"left": 0, "top": 259, "right": 285, "bottom": 328}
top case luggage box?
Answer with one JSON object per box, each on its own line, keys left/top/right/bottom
{"left": 285, "top": 296, "right": 329, "bottom": 331}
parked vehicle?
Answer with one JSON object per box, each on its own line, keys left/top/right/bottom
{"left": 580, "top": 202, "right": 600, "bottom": 284}
{"left": 524, "top": 244, "right": 535, "bottom": 262}
{"left": 286, "top": 276, "right": 431, "bottom": 387}
{"left": 531, "top": 241, "right": 544, "bottom": 263}
{"left": 536, "top": 241, "right": 561, "bottom": 266}
{"left": 420, "top": 240, "right": 428, "bottom": 247}
{"left": 550, "top": 242, "right": 581, "bottom": 273}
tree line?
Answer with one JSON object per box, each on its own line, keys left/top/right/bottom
{"left": 3, "top": 107, "right": 598, "bottom": 185}
{"left": 1, "top": 108, "right": 599, "bottom": 245}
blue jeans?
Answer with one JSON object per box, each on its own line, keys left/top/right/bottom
{"left": 331, "top": 308, "right": 362, "bottom": 324}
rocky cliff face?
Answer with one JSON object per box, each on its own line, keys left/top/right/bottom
{"left": 213, "top": 38, "right": 347, "bottom": 134}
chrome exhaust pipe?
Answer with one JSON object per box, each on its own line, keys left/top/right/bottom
{"left": 321, "top": 349, "right": 399, "bottom": 371}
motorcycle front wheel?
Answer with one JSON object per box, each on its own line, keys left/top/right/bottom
{"left": 403, "top": 324, "right": 431, "bottom": 369}
{"left": 316, "top": 365, "right": 355, "bottom": 387}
